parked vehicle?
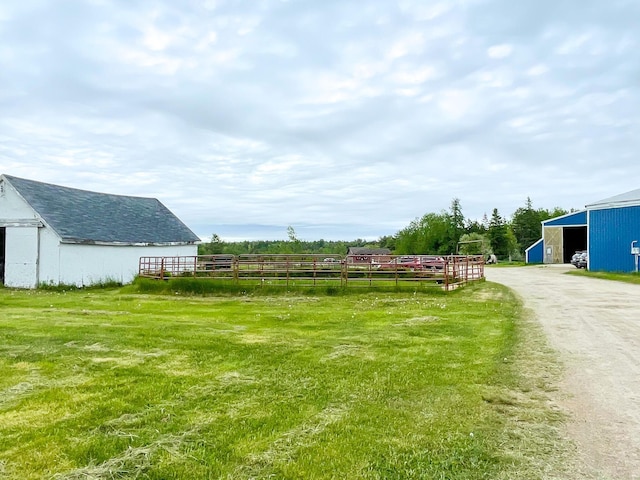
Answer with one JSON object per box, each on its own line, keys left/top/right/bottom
{"left": 378, "top": 256, "right": 445, "bottom": 271}
{"left": 571, "top": 251, "right": 588, "bottom": 269}
{"left": 419, "top": 256, "right": 446, "bottom": 271}
{"left": 323, "top": 258, "right": 341, "bottom": 264}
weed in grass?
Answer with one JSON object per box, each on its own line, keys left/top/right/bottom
{"left": 38, "top": 279, "right": 123, "bottom": 291}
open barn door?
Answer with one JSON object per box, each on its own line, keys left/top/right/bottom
{"left": 563, "top": 226, "right": 587, "bottom": 263}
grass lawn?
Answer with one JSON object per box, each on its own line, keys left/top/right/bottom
{"left": 0, "top": 282, "right": 569, "bottom": 479}
{"left": 566, "top": 268, "right": 640, "bottom": 285}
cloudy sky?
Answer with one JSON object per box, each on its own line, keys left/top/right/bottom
{"left": 1, "top": 0, "right": 639, "bottom": 241}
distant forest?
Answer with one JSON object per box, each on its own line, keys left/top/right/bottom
{"left": 199, "top": 198, "right": 571, "bottom": 260}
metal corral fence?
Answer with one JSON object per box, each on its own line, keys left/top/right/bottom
{"left": 138, "top": 254, "right": 484, "bottom": 291}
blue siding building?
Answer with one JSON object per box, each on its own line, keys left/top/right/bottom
{"left": 525, "top": 210, "right": 588, "bottom": 264}
{"left": 525, "top": 239, "right": 544, "bottom": 263}
{"left": 526, "top": 188, "right": 640, "bottom": 271}
{"left": 586, "top": 189, "right": 640, "bottom": 272}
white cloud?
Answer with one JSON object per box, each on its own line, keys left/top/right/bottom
{"left": 471, "top": 69, "right": 514, "bottom": 88}
{"left": 391, "top": 66, "right": 437, "bottom": 85}
{"left": 487, "top": 44, "right": 513, "bottom": 59}
{"left": 1, "top": 0, "right": 639, "bottom": 239}
{"left": 386, "top": 31, "right": 425, "bottom": 60}
{"left": 527, "top": 64, "right": 549, "bottom": 76}
{"left": 398, "top": 1, "right": 452, "bottom": 21}
{"left": 437, "top": 89, "right": 474, "bottom": 120}
{"left": 142, "top": 26, "right": 174, "bottom": 51}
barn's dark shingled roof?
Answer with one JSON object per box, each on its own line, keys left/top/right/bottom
{"left": 5, "top": 175, "right": 200, "bottom": 244}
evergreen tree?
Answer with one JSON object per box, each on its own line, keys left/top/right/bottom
{"left": 488, "top": 208, "right": 510, "bottom": 259}
{"left": 199, "top": 233, "right": 224, "bottom": 255}
{"left": 511, "top": 197, "right": 542, "bottom": 254}
{"left": 446, "top": 198, "right": 466, "bottom": 254}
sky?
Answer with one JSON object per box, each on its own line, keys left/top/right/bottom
{"left": 1, "top": 0, "right": 639, "bottom": 242}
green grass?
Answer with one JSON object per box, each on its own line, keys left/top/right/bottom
{"left": 131, "top": 276, "right": 453, "bottom": 296}
{"left": 566, "top": 269, "right": 640, "bottom": 284}
{"left": 0, "top": 283, "right": 569, "bottom": 479}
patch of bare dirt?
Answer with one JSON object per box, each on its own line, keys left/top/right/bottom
{"left": 486, "top": 265, "right": 640, "bottom": 480}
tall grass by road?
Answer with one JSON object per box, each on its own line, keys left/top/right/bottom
{"left": 0, "top": 282, "right": 569, "bottom": 479}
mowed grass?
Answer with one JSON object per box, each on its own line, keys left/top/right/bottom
{"left": 567, "top": 268, "right": 640, "bottom": 284}
{"left": 0, "top": 282, "right": 569, "bottom": 479}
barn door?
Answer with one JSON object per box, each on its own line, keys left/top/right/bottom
{"left": 4, "top": 226, "right": 39, "bottom": 288}
{"left": 543, "top": 227, "right": 563, "bottom": 264}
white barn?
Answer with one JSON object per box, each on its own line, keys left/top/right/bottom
{"left": 0, "top": 174, "right": 200, "bottom": 288}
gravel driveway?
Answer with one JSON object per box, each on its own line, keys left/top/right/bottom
{"left": 486, "top": 265, "right": 640, "bottom": 480}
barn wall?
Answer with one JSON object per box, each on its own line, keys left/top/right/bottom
{"left": 589, "top": 206, "right": 640, "bottom": 272}
{"left": 55, "top": 243, "right": 197, "bottom": 286}
{"left": 36, "top": 227, "right": 65, "bottom": 286}
{"left": 0, "top": 180, "right": 37, "bottom": 218}
{"left": 525, "top": 239, "right": 543, "bottom": 263}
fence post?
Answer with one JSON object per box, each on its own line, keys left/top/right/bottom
{"left": 342, "top": 260, "right": 347, "bottom": 287}
{"left": 465, "top": 256, "right": 469, "bottom": 284}
{"left": 233, "top": 256, "right": 239, "bottom": 284}
{"left": 444, "top": 258, "right": 449, "bottom": 291}
{"left": 286, "top": 256, "right": 290, "bottom": 288}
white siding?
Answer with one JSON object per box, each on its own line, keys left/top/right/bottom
{"left": 0, "top": 180, "right": 38, "bottom": 218}
{"left": 36, "top": 227, "right": 64, "bottom": 286}
{"left": 56, "top": 243, "right": 197, "bottom": 286}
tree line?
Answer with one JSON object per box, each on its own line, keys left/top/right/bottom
{"left": 199, "top": 198, "right": 570, "bottom": 260}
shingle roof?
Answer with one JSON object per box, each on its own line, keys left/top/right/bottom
{"left": 4, "top": 175, "right": 200, "bottom": 245}
{"left": 586, "top": 188, "right": 640, "bottom": 209}
{"left": 347, "top": 247, "right": 391, "bottom": 255}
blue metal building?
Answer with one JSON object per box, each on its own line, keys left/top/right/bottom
{"left": 525, "top": 210, "right": 587, "bottom": 264}
{"left": 526, "top": 188, "right": 640, "bottom": 271}
{"left": 525, "top": 238, "right": 544, "bottom": 264}
{"left": 586, "top": 189, "right": 640, "bottom": 272}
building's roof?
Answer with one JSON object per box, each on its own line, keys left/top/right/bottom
{"left": 3, "top": 175, "right": 200, "bottom": 245}
{"left": 347, "top": 247, "right": 391, "bottom": 255}
{"left": 586, "top": 188, "right": 640, "bottom": 210}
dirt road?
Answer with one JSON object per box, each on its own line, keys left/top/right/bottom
{"left": 486, "top": 265, "right": 640, "bottom": 479}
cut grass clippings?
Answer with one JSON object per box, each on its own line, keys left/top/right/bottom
{"left": 0, "top": 282, "right": 570, "bottom": 479}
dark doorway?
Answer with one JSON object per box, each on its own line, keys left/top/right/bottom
{"left": 563, "top": 226, "right": 587, "bottom": 263}
{"left": 0, "top": 227, "right": 5, "bottom": 284}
